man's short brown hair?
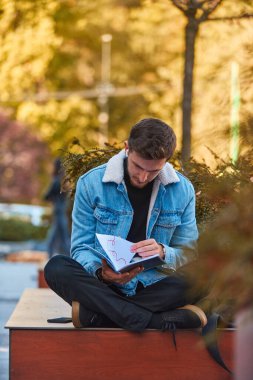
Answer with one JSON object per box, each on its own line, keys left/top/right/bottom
{"left": 128, "top": 118, "right": 176, "bottom": 160}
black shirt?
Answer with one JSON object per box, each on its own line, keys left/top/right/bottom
{"left": 124, "top": 159, "right": 154, "bottom": 243}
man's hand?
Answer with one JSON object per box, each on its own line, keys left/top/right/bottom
{"left": 101, "top": 259, "right": 143, "bottom": 285}
{"left": 131, "top": 239, "right": 165, "bottom": 259}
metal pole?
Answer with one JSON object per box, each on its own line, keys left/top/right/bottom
{"left": 98, "top": 34, "right": 112, "bottom": 146}
{"left": 101, "top": 34, "right": 112, "bottom": 84}
{"left": 230, "top": 62, "right": 240, "bottom": 165}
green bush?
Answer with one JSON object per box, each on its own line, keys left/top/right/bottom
{"left": 63, "top": 141, "right": 253, "bottom": 226}
{"left": 0, "top": 218, "right": 49, "bottom": 241}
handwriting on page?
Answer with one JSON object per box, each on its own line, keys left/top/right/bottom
{"left": 96, "top": 234, "right": 134, "bottom": 270}
{"left": 106, "top": 236, "right": 127, "bottom": 265}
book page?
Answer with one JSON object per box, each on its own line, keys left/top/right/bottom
{"left": 96, "top": 234, "right": 135, "bottom": 271}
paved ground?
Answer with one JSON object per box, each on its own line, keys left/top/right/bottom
{"left": 0, "top": 261, "right": 37, "bottom": 380}
{"left": 0, "top": 240, "right": 46, "bottom": 259}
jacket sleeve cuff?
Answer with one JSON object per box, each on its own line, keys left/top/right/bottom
{"left": 162, "top": 245, "right": 177, "bottom": 271}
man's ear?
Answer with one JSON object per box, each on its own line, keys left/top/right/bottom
{"left": 124, "top": 141, "right": 129, "bottom": 155}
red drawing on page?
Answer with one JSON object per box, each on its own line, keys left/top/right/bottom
{"left": 108, "top": 250, "right": 127, "bottom": 265}
{"left": 107, "top": 236, "right": 116, "bottom": 247}
{"left": 106, "top": 236, "right": 127, "bottom": 265}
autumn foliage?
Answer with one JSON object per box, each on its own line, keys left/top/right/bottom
{"left": 0, "top": 112, "right": 49, "bottom": 203}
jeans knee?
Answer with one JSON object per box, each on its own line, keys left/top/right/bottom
{"left": 44, "top": 255, "right": 73, "bottom": 286}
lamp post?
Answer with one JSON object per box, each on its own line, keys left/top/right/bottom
{"left": 97, "top": 34, "right": 113, "bottom": 146}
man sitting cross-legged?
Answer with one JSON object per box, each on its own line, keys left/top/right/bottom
{"left": 45, "top": 117, "right": 207, "bottom": 332}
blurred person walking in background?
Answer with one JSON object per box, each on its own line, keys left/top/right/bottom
{"left": 44, "top": 158, "right": 70, "bottom": 258}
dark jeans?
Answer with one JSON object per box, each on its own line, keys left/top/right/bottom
{"left": 44, "top": 255, "right": 198, "bottom": 332}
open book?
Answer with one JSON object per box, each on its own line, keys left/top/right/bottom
{"left": 96, "top": 233, "right": 165, "bottom": 273}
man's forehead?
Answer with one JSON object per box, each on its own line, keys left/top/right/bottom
{"left": 129, "top": 151, "right": 166, "bottom": 171}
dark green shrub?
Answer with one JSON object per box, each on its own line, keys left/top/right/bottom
{"left": 63, "top": 140, "right": 253, "bottom": 226}
{"left": 193, "top": 184, "right": 253, "bottom": 310}
{"left": 0, "top": 218, "right": 49, "bottom": 241}
{"left": 62, "top": 141, "right": 121, "bottom": 198}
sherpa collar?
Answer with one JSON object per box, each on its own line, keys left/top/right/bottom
{"left": 102, "top": 150, "right": 180, "bottom": 185}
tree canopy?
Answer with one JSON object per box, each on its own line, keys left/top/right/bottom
{"left": 0, "top": 111, "right": 49, "bottom": 202}
{"left": 0, "top": 0, "right": 253, "bottom": 201}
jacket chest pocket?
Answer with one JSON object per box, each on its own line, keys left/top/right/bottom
{"left": 94, "top": 207, "right": 119, "bottom": 236}
{"left": 156, "top": 213, "right": 181, "bottom": 228}
{"left": 152, "top": 211, "right": 182, "bottom": 242}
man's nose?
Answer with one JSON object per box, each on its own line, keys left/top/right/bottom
{"left": 138, "top": 170, "right": 148, "bottom": 182}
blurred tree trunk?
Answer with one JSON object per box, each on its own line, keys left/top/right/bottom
{"left": 182, "top": 13, "right": 199, "bottom": 161}
{"left": 172, "top": 1, "right": 224, "bottom": 161}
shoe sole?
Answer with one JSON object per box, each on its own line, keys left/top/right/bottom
{"left": 72, "top": 301, "right": 82, "bottom": 328}
{"left": 178, "top": 304, "right": 208, "bottom": 327}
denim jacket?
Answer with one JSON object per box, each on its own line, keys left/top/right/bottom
{"left": 71, "top": 150, "right": 198, "bottom": 296}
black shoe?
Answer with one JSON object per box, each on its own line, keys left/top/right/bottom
{"left": 161, "top": 304, "right": 207, "bottom": 331}
{"left": 160, "top": 305, "right": 208, "bottom": 350}
{"left": 72, "top": 301, "right": 117, "bottom": 328}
